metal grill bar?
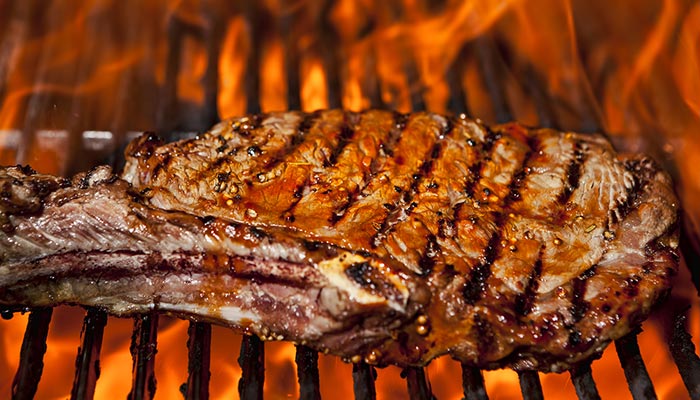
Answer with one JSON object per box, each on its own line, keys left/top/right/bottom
{"left": 404, "top": 367, "right": 434, "bottom": 400}
{"left": 446, "top": 47, "right": 471, "bottom": 118}
{"left": 128, "top": 313, "right": 159, "bottom": 400}
{"left": 237, "top": 336, "right": 264, "bottom": 400}
{"left": 352, "top": 362, "right": 377, "bottom": 400}
{"left": 473, "top": 35, "right": 513, "bottom": 123}
{"left": 159, "top": 16, "right": 191, "bottom": 133}
{"left": 281, "top": 10, "right": 301, "bottom": 111}
{"left": 295, "top": 345, "right": 321, "bottom": 400}
{"left": 71, "top": 308, "right": 108, "bottom": 400}
{"left": 367, "top": 50, "right": 384, "bottom": 109}
{"left": 614, "top": 332, "right": 657, "bottom": 400}
{"left": 243, "top": 4, "right": 262, "bottom": 115}
{"left": 11, "top": 307, "right": 52, "bottom": 400}
{"left": 570, "top": 362, "right": 601, "bottom": 400}
{"left": 185, "top": 322, "right": 212, "bottom": 400}
{"left": 405, "top": 59, "right": 426, "bottom": 114}
{"left": 669, "top": 313, "right": 700, "bottom": 398}
{"left": 201, "top": 11, "right": 222, "bottom": 129}
{"left": 521, "top": 65, "right": 557, "bottom": 129}
{"left": 319, "top": 1, "right": 342, "bottom": 109}
{"left": 461, "top": 364, "right": 488, "bottom": 400}
{"left": 517, "top": 371, "right": 544, "bottom": 400}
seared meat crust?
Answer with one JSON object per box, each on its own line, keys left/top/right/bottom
{"left": 1, "top": 110, "right": 679, "bottom": 371}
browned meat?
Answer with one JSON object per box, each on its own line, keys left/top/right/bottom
{"left": 0, "top": 110, "right": 679, "bottom": 372}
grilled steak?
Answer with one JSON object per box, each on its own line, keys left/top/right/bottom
{"left": 0, "top": 110, "right": 679, "bottom": 371}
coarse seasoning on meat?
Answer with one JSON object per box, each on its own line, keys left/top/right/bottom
{"left": 0, "top": 110, "right": 679, "bottom": 371}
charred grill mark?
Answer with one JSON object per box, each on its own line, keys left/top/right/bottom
{"left": 370, "top": 118, "right": 454, "bottom": 248}
{"left": 264, "top": 111, "right": 321, "bottom": 171}
{"left": 344, "top": 261, "right": 400, "bottom": 299}
{"left": 326, "top": 113, "right": 357, "bottom": 166}
{"left": 417, "top": 234, "right": 440, "bottom": 277}
{"left": 384, "top": 112, "right": 410, "bottom": 157}
{"left": 411, "top": 119, "right": 453, "bottom": 194}
{"left": 393, "top": 111, "right": 410, "bottom": 131}
{"left": 568, "top": 328, "right": 583, "bottom": 349}
{"left": 463, "top": 134, "right": 538, "bottom": 305}
{"left": 232, "top": 113, "right": 266, "bottom": 137}
{"left": 330, "top": 112, "right": 408, "bottom": 225}
{"left": 463, "top": 127, "right": 501, "bottom": 199}
{"left": 557, "top": 141, "right": 586, "bottom": 204}
{"left": 514, "top": 255, "right": 543, "bottom": 317}
{"left": 281, "top": 177, "right": 310, "bottom": 223}
{"left": 463, "top": 221, "right": 502, "bottom": 305}
{"left": 505, "top": 137, "right": 539, "bottom": 205}
{"left": 247, "top": 226, "right": 271, "bottom": 241}
{"left": 613, "top": 177, "right": 640, "bottom": 224}
{"left": 191, "top": 116, "right": 274, "bottom": 184}
{"left": 609, "top": 160, "right": 652, "bottom": 226}
{"left": 151, "top": 153, "right": 172, "bottom": 179}
{"left": 570, "top": 265, "right": 597, "bottom": 323}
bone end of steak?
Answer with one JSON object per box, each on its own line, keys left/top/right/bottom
{"left": 0, "top": 165, "right": 424, "bottom": 356}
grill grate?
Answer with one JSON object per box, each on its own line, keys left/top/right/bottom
{"left": 71, "top": 308, "right": 107, "bottom": 400}
{"left": 570, "top": 362, "right": 600, "bottom": 400}
{"left": 11, "top": 307, "right": 51, "bottom": 400}
{"left": 2, "top": 2, "right": 700, "bottom": 399}
{"left": 184, "top": 321, "right": 212, "bottom": 400}
{"left": 128, "top": 313, "right": 158, "bottom": 400}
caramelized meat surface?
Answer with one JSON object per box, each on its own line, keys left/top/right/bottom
{"left": 1, "top": 110, "right": 679, "bottom": 371}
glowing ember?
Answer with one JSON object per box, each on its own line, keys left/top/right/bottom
{"left": 0, "top": 0, "right": 699, "bottom": 399}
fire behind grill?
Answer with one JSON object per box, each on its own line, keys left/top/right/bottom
{"left": 1, "top": 2, "right": 700, "bottom": 399}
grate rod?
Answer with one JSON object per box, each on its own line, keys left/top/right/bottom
{"left": 461, "top": 364, "right": 488, "bottom": 400}
{"left": 238, "top": 335, "right": 264, "bottom": 400}
{"left": 669, "top": 313, "right": 700, "bottom": 398}
{"left": 319, "top": 0, "right": 342, "bottom": 109}
{"left": 201, "top": 12, "right": 222, "bottom": 128}
{"left": 521, "top": 65, "right": 558, "bottom": 129}
{"left": 295, "top": 345, "right": 321, "bottom": 400}
{"left": 473, "top": 35, "right": 513, "bottom": 124}
{"left": 128, "top": 313, "right": 159, "bottom": 400}
{"left": 446, "top": 48, "right": 470, "bottom": 117}
{"left": 405, "top": 58, "right": 426, "bottom": 114}
{"left": 184, "top": 322, "right": 212, "bottom": 400}
{"left": 280, "top": 10, "right": 301, "bottom": 111}
{"left": 570, "top": 361, "right": 600, "bottom": 400}
{"left": 11, "top": 307, "right": 52, "bottom": 400}
{"left": 242, "top": 4, "right": 262, "bottom": 114}
{"left": 367, "top": 50, "right": 385, "bottom": 109}
{"left": 614, "top": 331, "right": 657, "bottom": 400}
{"left": 403, "top": 367, "right": 434, "bottom": 400}
{"left": 157, "top": 16, "right": 185, "bottom": 133}
{"left": 71, "top": 307, "right": 108, "bottom": 400}
{"left": 352, "top": 362, "right": 377, "bottom": 400}
{"left": 517, "top": 370, "right": 544, "bottom": 400}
